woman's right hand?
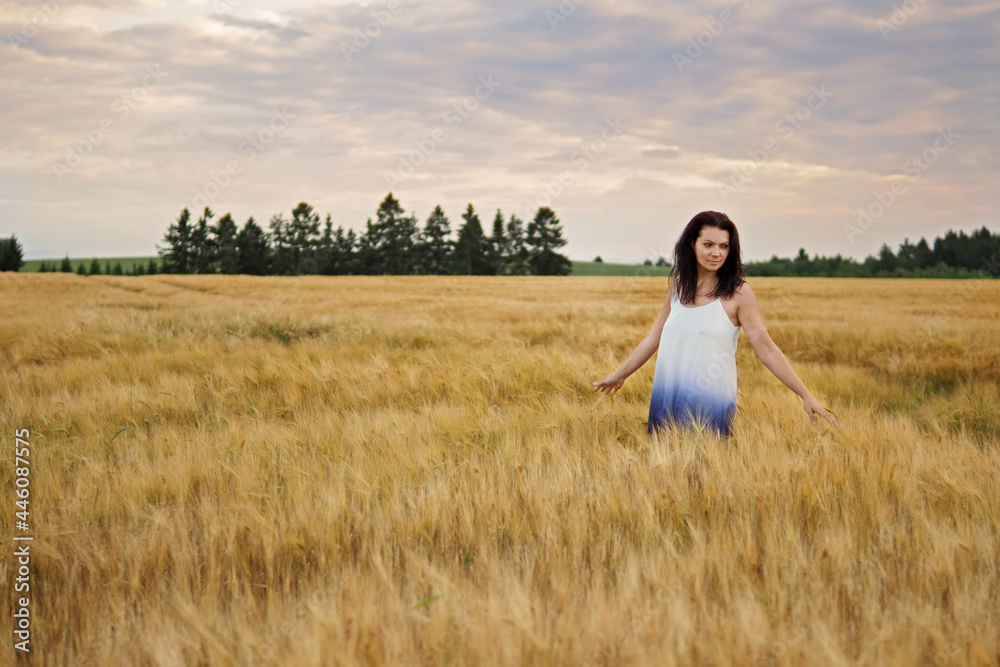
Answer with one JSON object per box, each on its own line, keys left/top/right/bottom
{"left": 593, "top": 373, "right": 626, "bottom": 396}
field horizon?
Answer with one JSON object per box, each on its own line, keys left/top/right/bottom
{"left": 1, "top": 272, "right": 998, "bottom": 665}
{"left": 19, "top": 257, "right": 671, "bottom": 278}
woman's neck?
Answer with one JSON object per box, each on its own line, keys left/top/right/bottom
{"left": 696, "top": 272, "right": 719, "bottom": 293}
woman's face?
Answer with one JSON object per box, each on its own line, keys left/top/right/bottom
{"left": 693, "top": 225, "right": 730, "bottom": 273}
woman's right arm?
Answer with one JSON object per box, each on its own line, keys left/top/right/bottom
{"left": 593, "top": 283, "right": 674, "bottom": 395}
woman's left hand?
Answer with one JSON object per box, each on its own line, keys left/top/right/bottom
{"left": 803, "top": 395, "right": 839, "bottom": 427}
{"left": 593, "top": 372, "right": 626, "bottom": 396}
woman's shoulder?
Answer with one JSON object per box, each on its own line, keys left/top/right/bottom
{"left": 727, "top": 280, "right": 760, "bottom": 309}
{"left": 717, "top": 280, "right": 751, "bottom": 306}
{"left": 731, "top": 280, "right": 755, "bottom": 299}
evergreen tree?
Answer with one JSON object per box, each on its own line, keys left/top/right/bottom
{"left": 504, "top": 213, "right": 530, "bottom": 275}
{"left": 38, "top": 260, "right": 50, "bottom": 272}
{"left": 76, "top": 263, "right": 87, "bottom": 276}
{"left": 288, "top": 202, "right": 322, "bottom": 274}
{"left": 89, "top": 258, "right": 102, "bottom": 275}
{"left": 955, "top": 229, "right": 978, "bottom": 269}
{"left": 334, "top": 227, "right": 358, "bottom": 275}
{"left": 60, "top": 255, "right": 73, "bottom": 272}
{"left": 971, "top": 225, "right": 1000, "bottom": 275}
{"left": 318, "top": 217, "right": 357, "bottom": 276}
{"left": 895, "top": 238, "right": 918, "bottom": 271}
{"left": 236, "top": 217, "right": 270, "bottom": 275}
{"left": 316, "top": 214, "right": 336, "bottom": 275}
{"left": 793, "top": 248, "right": 811, "bottom": 277}
{"left": 190, "top": 207, "right": 216, "bottom": 274}
{"left": 931, "top": 229, "right": 970, "bottom": 268}
{"left": 0, "top": 235, "right": 25, "bottom": 271}
{"left": 112, "top": 261, "right": 124, "bottom": 276}
{"left": 487, "top": 208, "right": 507, "bottom": 275}
{"left": 417, "top": 205, "right": 454, "bottom": 275}
{"left": 913, "top": 238, "right": 932, "bottom": 269}
{"left": 267, "top": 213, "right": 292, "bottom": 275}
{"left": 146, "top": 257, "right": 159, "bottom": 275}
{"left": 525, "top": 206, "right": 572, "bottom": 275}
{"left": 354, "top": 219, "right": 376, "bottom": 275}
{"left": 362, "top": 193, "right": 419, "bottom": 274}
{"left": 213, "top": 213, "right": 239, "bottom": 274}
{"left": 877, "top": 243, "right": 896, "bottom": 274}
{"left": 158, "top": 207, "right": 193, "bottom": 274}
{"left": 453, "top": 203, "right": 489, "bottom": 275}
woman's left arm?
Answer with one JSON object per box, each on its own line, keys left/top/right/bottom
{"left": 736, "top": 283, "right": 839, "bottom": 427}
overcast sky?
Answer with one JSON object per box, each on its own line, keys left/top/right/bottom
{"left": 3, "top": 0, "right": 998, "bottom": 263}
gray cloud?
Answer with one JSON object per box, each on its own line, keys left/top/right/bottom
{"left": 2, "top": 0, "right": 997, "bottom": 262}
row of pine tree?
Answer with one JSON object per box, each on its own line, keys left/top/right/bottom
{"left": 36, "top": 256, "right": 161, "bottom": 276}
{"left": 748, "top": 227, "right": 1000, "bottom": 278}
{"left": 7, "top": 215, "right": 996, "bottom": 279}
{"left": 156, "top": 193, "right": 573, "bottom": 276}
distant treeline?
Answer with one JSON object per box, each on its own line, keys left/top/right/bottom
{"left": 742, "top": 227, "right": 999, "bottom": 279}
{"left": 7, "top": 216, "right": 998, "bottom": 280}
{"left": 155, "top": 193, "right": 572, "bottom": 277}
{"left": 35, "top": 256, "right": 161, "bottom": 276}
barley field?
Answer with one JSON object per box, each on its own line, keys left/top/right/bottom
{"left": 1, "top": 272, "right": 998, "bottom": 666}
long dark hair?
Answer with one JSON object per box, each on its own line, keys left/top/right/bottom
{"left": 669, "top": 211, "right": 746, "bottom": 305}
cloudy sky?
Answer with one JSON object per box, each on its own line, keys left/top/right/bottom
{"left": 3, "top": 0, "right": 998, "bottom": 263}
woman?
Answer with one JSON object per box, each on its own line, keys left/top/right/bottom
{"left": 593, "top": 211, "right": 839, "bottom": 436}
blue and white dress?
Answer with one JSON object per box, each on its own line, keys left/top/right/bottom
{"left": 648, "top": 290, "right": 740, "bottom": 436}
